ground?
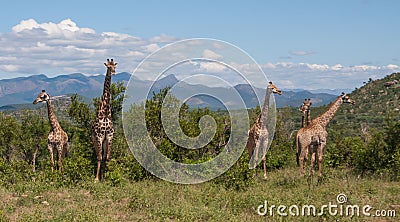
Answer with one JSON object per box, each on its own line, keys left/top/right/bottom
{"left": 1, "top": 167, "right": 399, "bottom": 221}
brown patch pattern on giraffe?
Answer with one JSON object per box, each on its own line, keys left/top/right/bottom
{"left": 296, "top": 93, "right": 355, "bottom": 176}
{"left": 33, "top": 90, "right": 69, "bottom": 171}
{"left": 91, "top": 59, "right": 117, "bottom": 181}
{"left": 299, "top": 98, "right": 312, "bottom": 128}
{"left": 246, "top": 82, "right": 282, "bottom": 179}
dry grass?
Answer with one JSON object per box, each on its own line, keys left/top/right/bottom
{"left": 1, "top": 167, "right": 399, "bottom": 221}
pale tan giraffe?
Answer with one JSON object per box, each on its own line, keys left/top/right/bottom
{"left": 246, "top": 82, "right": 282, "bottom": 179}
{"left": 299, "top": 98, "right": 312, "bottom": 127}
{"left": 296, "top": 93, "right": 355, "bottom": 176}
{"left": 91, "top": 59, "right": 117, "bottom": 181}
{"left": 33, "top": 90, "right": 69, "bottom": 171}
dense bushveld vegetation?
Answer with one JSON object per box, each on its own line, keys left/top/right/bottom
{"left": 0, "top": 73, "right": 399, "bottom": 220}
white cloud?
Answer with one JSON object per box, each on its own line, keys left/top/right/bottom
{"left": 199, "top": 61, "right": 227, "bottom": 73}
{"left": 0, "top": 19, "right": 177, "bottom": 77}
{"left": 202, "top": 49, "right": 223, "bottom": 60}
{"left": 1, "top": 19, "right": 399, "bottom": 91}
{"left": 12, "top": 18, "right": 95, "bottom": 37}
{"left": 262, "top": 62, "right": 400, "bottom": 90}
{"left": 150, "top": 34, "right": 179, "bottom": 43}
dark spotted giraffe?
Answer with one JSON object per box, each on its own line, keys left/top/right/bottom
{"left": 91, "top": 59, "right": 117, "bottom": 181}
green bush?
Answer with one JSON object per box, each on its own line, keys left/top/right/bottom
{"left": 213, "top": 153, "right": 254, "bottom": 191}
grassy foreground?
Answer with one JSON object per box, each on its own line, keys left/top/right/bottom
{"left": 1, "top": 166, "right": 399, "bottom": 221}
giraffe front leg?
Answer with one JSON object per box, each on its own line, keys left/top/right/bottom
{"left": 57, "top": 147, "right": 63, "bottom": 172}
{"left": 262, "top": 156, "right": 267, "bottom": 179}
{"left": 93, "top": 139, "right": 103, "bottom": 181}
{"left": 48, "top": 144, "right": 55, "bottom": 172}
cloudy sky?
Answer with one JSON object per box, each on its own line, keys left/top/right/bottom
{"left": 0, "top": 0, "right": 399, "bottom": 90}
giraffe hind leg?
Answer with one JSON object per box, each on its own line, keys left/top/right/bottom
{"left": 105, "top": 133, "right": 113, "bottom": 162}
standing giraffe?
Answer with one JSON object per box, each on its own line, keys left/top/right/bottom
{"left": 33, "top": 90, "right": 69, "bottom": 171}
{"left": 296, "top": 93, "right": 355, "bottom": 176}
{"left": 246, "top": 82, "right": 282, "bottom": 179}
{"left": 299, "top": 98, "right": 312, "bottom": 127}
{"left": 91, "top": 59, "right": 117, "bottom": 181}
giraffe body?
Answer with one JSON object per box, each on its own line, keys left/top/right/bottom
{"left": 92, "top": 59, "right": 117, "bottom": 181}
{"left": 246, "top": 82, "right": 282, "bottom": 179}
{"left": 296, "top": 93, "right": 355, "bottom": 176}
{"left": 33, "top": 90, "right": 68, "bottom": 171}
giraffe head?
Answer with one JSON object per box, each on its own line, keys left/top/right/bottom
{"left": 268, "top": 82, "right": 282, "bottom": 95}
{"left": 104, "top": 58, "right": 117, "bottom": 74}
{"left": 341, "top": 92, "right": 355, "bottom": 105}
{"left": 33, "top": 90, "right": 50, "bottom": 104}
{"left": 299, "top": 98, "right": 312, "bottom": 112}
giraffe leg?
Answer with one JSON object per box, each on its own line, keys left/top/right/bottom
{"left": 262, "top": 156, "right": 267, "bottom": 179}
{"left": 105, "top": 133, "right": 113, "bottom": 162}
{"left": 48, "top": 144, "right": 55, "bottom": 172}
{"left": 309, "top": 145, "right": 316, "bottom": 175}
{"left": 318, "top": 140, "right": 326, "bottom": 177}
{"left": 58, "top": 146, "right": 63, "bottom": 172}
{"left": 93, "top": 139, "right": 103, "bottom": 181}
{"left": 299, "top": 148, "right": 306, "bottom": 176}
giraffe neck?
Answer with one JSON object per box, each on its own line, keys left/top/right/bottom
{"left": 97, "top": 68, "right": 112, "bottom": 118}
{"left": 311, "top": 96, "right": 342, "bottom": 128}
{"left": 301, "top": 111, "right": 306, "bottom": 127}
{"left": 46, "top": 100, "right": 60, "bottom": 130}
{"left": 259, "top": 87, "right": 272, "bottom": 130}
{"left": 307, "top": 110, "right": 311, "bottom": 126}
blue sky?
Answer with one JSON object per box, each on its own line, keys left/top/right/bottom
{"left": 0, "top": 0, "right": 399, "bottom": 89}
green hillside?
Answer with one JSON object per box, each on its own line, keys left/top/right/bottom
{"left": 294, "top": 72, "right": 400, "bottom": 134}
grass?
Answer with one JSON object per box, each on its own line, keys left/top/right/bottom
{"left": 1, "top": 166, "right": 399, "bottom": 221}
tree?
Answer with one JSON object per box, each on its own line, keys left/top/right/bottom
{"left": 0, "top": 113, "right": 20, "bottom": 161}
{"left": 18, "top": 115, "right": 49, "bottom": 172}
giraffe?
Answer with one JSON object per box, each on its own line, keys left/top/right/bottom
{"left": 246, "top": 82, "right": 282, "bottom": 179}
{"left": 296, "top": 93, "right": 355, "bottom": 176}
{"left": 33, "top": 90, "right": 69, "bottom": 171}
{"left": 91, "top": 58, "right": 117, "bottom": 181}
{"left": 299, "top": 98, "right": 312, "bottom": 127}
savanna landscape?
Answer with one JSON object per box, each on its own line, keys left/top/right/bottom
{"left": 1, "top": 1, "right": 400, "bottom": 221}
{"left": 0, "top": 72, "right": 399, "bottom": 221}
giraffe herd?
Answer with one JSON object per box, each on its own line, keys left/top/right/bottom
{"left": 32, "top": 58, "right": 355, "bottom": 180}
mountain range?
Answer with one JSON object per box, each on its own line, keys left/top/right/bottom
{"left": 0, "top": 73, "right": 340, "bottom": 110}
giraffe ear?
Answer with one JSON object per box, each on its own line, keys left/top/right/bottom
{"left": 341, "top": 92, "right": 345, "bottom": 95}
{"left": 104, "top": 63, "right": 107, "bottom": 66}
{"left": 114, "top": 63, "right": 118, "bottom": 66}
